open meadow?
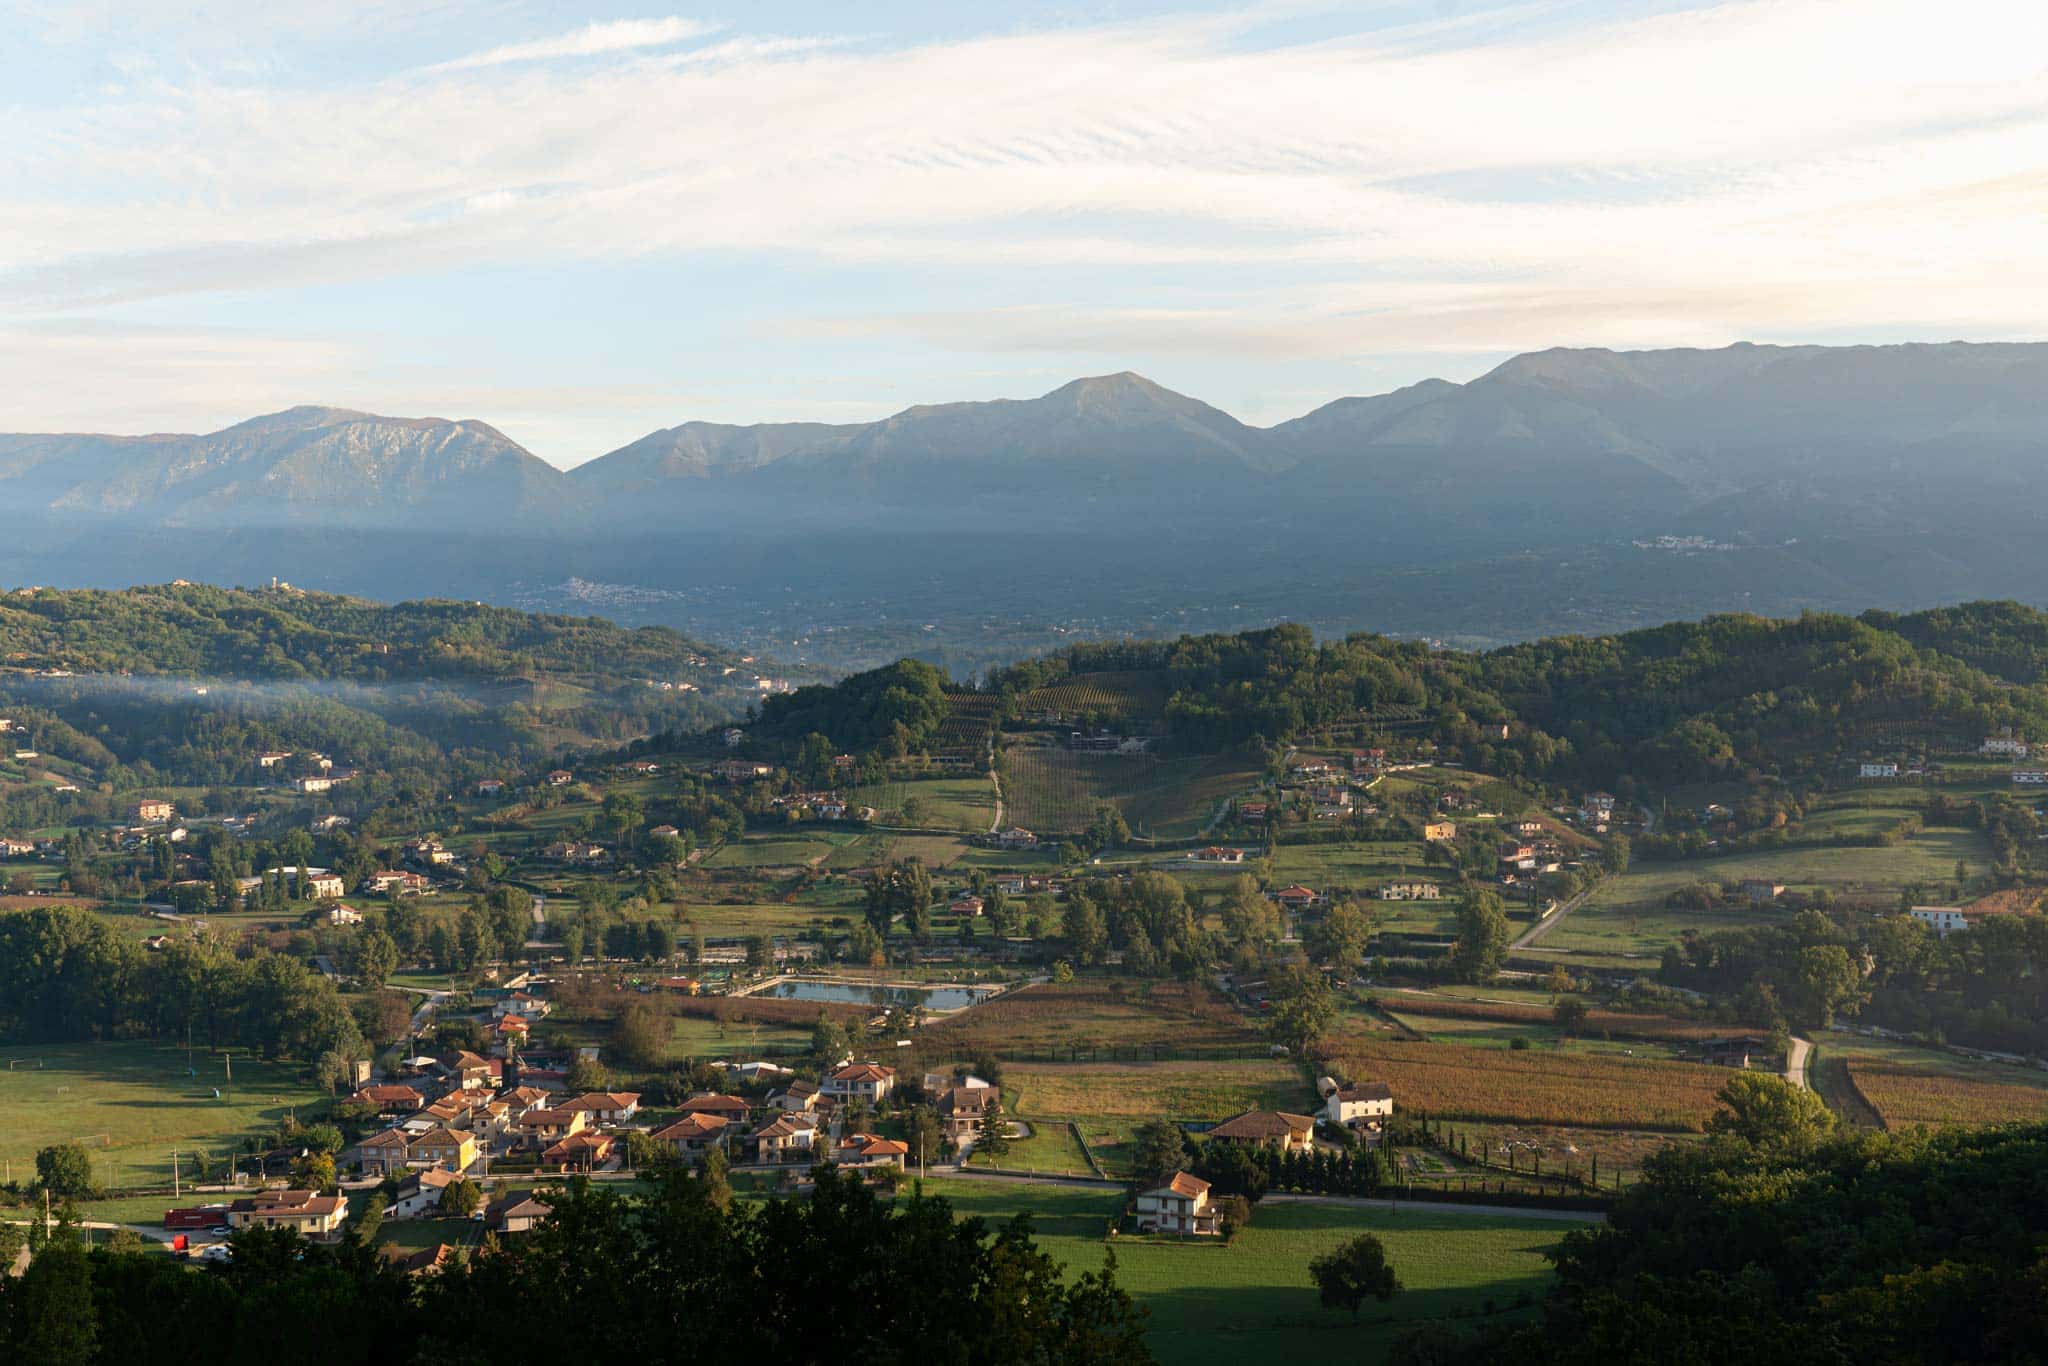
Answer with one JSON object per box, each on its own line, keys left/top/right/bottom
{"left": 920, "top": 1178, "right": 1565, "bottom": 1364}
{"left": 0, "top": 1040, "right": 324, "bottom": 1189}
{"left": 1549, "top": 826, "right": 1993, "bottom": 955}
{"left": 1001, "top": 744, "right": 1257, "bottom": 840}
{"left": 920, "top": 981, "right": 1268, "bottom": 1059}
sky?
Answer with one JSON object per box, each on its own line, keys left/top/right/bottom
{"left": 3, "top": 0, "right": 2045, "bottom": 466}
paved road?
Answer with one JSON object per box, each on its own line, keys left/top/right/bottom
{"left": 1785, "top": 1035, "right": 1812, "bottom": 1090}
{"left": 409, "top": 989, "right": 450, "bottom": 1036}
{"left": 1512, "top": 887, "right": 1591, "bottom": 951}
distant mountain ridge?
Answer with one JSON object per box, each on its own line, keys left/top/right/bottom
{"left": 7, "top": 339, "right": 2047, "bottom": 542}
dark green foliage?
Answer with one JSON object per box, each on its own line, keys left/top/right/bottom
{"left": 756, "top": 658, "right": 950, "bottom": 755}
{"left": 1, "top": 1170, "right": 1154, "bottom": 1364}
{"left": 1489, "top": 1124, "right": 2048, "bottom": 1365}
{"left": 1309, "top": 1232, "right": 1402, "bottom": 1323}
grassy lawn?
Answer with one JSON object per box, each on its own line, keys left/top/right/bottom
{"left": 1270, "top": 841, "right": 1434, "bottom": 891}
{"left": 699, "top": 833, "right": 845, "bottom": 869}
{"left": 848, "top": 777, "right": 998, "bottom": 834}
{"left": 917, "top": 1178, "right": 1562, "bottom": 1364}
{"left": 1003, "top": 747, "right": 1259, "bottom": 840}
{"left": 0, "top": 1041, "right": 326, "bottom": 1190}
{"left": 670, "top": 901, "right": 853, "bottom": 938}
{"left": 669, "top": 1013, "right": 811, "bottom": 1059}
{"left": 972, "top": 1119, "right": 1096, "bottom": 1176}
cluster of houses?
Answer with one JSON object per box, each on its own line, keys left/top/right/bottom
{"left": 1134, "top": 1078, "right": 1394, "bottom": 1236}
{"left": 330, "top": 1047, "right": 928, "bottom": 1231}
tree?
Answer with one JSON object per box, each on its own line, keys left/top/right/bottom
{"left": 1703, "top": 1072, "right": 1836, "bottom": 1151}
{"left": 352, "top": 929, "right": 398, "bottom": 988}
{"left": 1065, "top": 890, "right": 1108, "bottom": 965}
{"left": 602, "top": 791, "right": 646, "bottom": 840}
{"left": 978, "top": 1093, "right": 1010, "bottom": 1157}
{"left": 697, "top": 1145, "right": 733, "bottom": 1212}
{"left": 441, "top": 1178, "right": 482, "bottom": 1218}
{"left": 1448, "top": 890, "right": 1511, "bottom": 983}
{"left": 292, "top": 1151, "right": 336, "bottom": 1192}
{"left": 614, "top": 999, "right": 672, "bottom": 1070}
{"left": 35, "top": 1143, "right": 97, "bottom": 1198}
{"left": 1309, "top": 1232, "right": 1402, "bottom": 1323}
{"left": 1131, "top": 1119, "right": 1189, "bottom": 1188}
{"left": 567, "top": 1057, "right": 612, "bottom": 1093}
{"left": 10, "top": 1235, "right": 97, "bottom": 1365}
{"left": 1306, "top": 898, "right": 1372, "bottom": 975}
{"left": 905, "top": 1105, "right": 942, "bottom": 1168}
{"left": 1552, "top": 995, "right": 1590, "bottom": 1036}
{"left": 1795, "top": 944, "right": 1868, "bottom": 1027}
{"left": 1266, "top": 968, "right": 1336, "bottom": 1060}
{"left": 811, "top": 1013, "right": 848, "bottom": 1065}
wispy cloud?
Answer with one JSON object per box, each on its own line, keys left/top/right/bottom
{"left": 427, "top": 15, "right": 720, "bottom": 72}
{"left": 4, "top": 0, "right": 2046, "bottom": 447}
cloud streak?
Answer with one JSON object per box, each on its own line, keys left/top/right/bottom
{"left": 426, "top": 15, "right": 720, "bottom": 71}
{"left": 3, "top": 0, "right": 2045, "bottom": 449}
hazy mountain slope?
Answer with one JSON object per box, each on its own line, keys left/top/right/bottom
{"left": 4, "top": 405, "right": 569, "bottom": 529}
{"left": 569, "top": 419, "right": 863, "bottom": 492}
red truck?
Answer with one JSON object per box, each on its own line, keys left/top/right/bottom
{"left": 163, "top": 1204, "right": 227, "bottom": 1229}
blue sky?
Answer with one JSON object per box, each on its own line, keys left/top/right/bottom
{"left": 3, "top": 0, "right": 2044, "bottom": 465}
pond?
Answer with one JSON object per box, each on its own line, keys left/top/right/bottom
{"left": 762, "top": 979, "right": 995, "bottom": 1012}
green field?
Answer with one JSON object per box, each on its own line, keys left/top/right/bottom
{"left": 699, "top": 830, "right": 855, "bottom": 869}
{"left": 849, "top": 777, "right": 998, "bottom": 834}
{"left": 0, "top": 1041, "right": 326, "bottom": 1190}
{"left": 1003, "top": 745, "right": 1259, "bottom": 840}
{"left": 919, "top": 1178, "right": 1564, "bottom": 1364}
{"left": 1269, "top": 841, "right": 1433, "bottom": 890}
{"left": 1550, "top": 827, "right": 1994, "bottom": 955}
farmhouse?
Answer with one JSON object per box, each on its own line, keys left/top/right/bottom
{"left": 1206, "top": 1109, "right": 1317, "bottom": 1154}
{"left": 1238, "top": 802, "right": 1271, "bottom": 822}
{"left": 128, "top": 798, "right": 175, "bottom": 824}
{"left": 293, "top": 775, "right": 335, "bottom": 794}
{"left": 228, "top": 1189, "right": 347, "bottom": 1239}
{"left": 1911, "top": 905, "right": 1968, "bottom": 936}
{"left": 362, "top": 870, "right": 428, "bottom": 896}
{"left": 1741, "top": 879, "right": 1787, "bottom": 904}
{"left": 1859, "top": 762, "right": 1900, "bottom": 779}
{"left": 1188, "top": 846, "right": 1247, "bottom": 864}
{"left": 491, "top": 991, "right": 552, "bottom": 1020}
{"left": 713, "top": 759, "right": 773, "bottom": 782}
{"left": 352, "top": 1084, "right": 424, "bottom": 1115}
{"left": 949, "top": 893, "right": 985, "bottom": 917}
{"left": 1423, "top": 820, "right": 1456, "bottom": 842}
{"left": 990, "top": 827, "right": 1039, "bottom": 850}
{"left": 1323, "top": 1081, "right": 1394, "bottom": 1132}
{"left": 545, "top": 769, "right": 574, "bottom": 786}
{"left": 265, "top": 866, "right": 346, "bottom": 898}
{"left": 476, "top": 779, "right": 505, "bottom": 795}
{"left": 1380, "top": 881, "right": 1441, "bottom": 901}
{"left": 1982, "top": 736, "right": 2030, "bottom": 758}
{"left": 1134, "top": 1171, "right": 1218, "bottom": 1236}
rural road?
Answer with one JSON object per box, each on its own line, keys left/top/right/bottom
{"left": 1784, "top": 1035, "right": 1812, "bottom": 1090}
{"left": 409, "top": 989, "right": 450, "bottom": 1036}
{"left": 1513, "top": 887, "right": 1592, "bottom": 951}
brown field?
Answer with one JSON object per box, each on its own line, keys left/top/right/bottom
{"left": 1018, "top": 671, "right": 1169, "bottom": 721}
{"left": 1845, "top": 1060, "right": 2048, "bottom": 1129}
{"left": 920, "top": 981, "right": 1262, "bottom": 1057}
{"left": 1004, "top": 1059, "right": 1304, "bottom": 1123}
{"left": 1380, "top": 994, "right": 1756, "bottom": 1043}
{"left": 1324, "top": 1028, "right": 1730, "bottom": 1132}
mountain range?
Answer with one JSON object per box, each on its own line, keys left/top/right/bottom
{"left": 5, "top": 339, "right": 2047, "bottom": 671}
{"left": 7, "top": 340, "right": 2045, "bottom": 535}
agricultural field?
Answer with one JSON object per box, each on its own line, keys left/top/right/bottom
{"left": 663, "top": 899, "right": 852, "bottom": 938}
{"left": 698, "top": 831, "right": 849, "bottom": 869}
{"left": 993, "top": 1058, "right": 1308, "bottom": 1179}
{"left": 1819, "top": 1032, "right": 2048, "bottom": 1130}
{"left": 1378, "top": 992, "right": 1755, "bottom": 1045}
{"left": 1549, "top": 826, "right": 1993, "bottom": 956}
{"left": 1016, "top": 670, "right": 1170, "bottom": 723}
{"left": 1268, "top": 841, "right": 1434, "bottom": 892}
{"left": 1001, "top": 744, "right": 1256, "bottom": 839}
{"left": 919, "top": 1178, "right": 1565, "bottom": 1364}
{"left": 846, "top": 777, "right": 997, "bottom": 833}
{"left": 921, "top": 981, "right": 1266, "bottom": 1059}
{"left": 0, "top": 1041, "right": 326, "bottom": 1190}
{"left": 1323, "top": 1023, "right": 1730, "bottom": 1131}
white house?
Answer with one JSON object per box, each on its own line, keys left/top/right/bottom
{"left": 1134, "top": 1172, "right": 1218, "bottom": 1235}
{"left": 1323, "top": 1081, "right": 1394, "bottom": 1131}
{"left": 1910, "top": 905, "right": 1970, "bottom": 937}
{"left": 1859, "top": 762, "right": 1900, "bottom": 779}
{"left": 388, "top": 1168, "right": 461, "bottom": 1219}
{"left": 1982, "top": 736, "right": 2030, "bottom": 758}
